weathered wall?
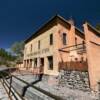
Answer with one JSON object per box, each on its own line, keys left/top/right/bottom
{"left": 56, "top": 20, "right": 87, "bottom": 71}
{"left": 83, "top": 23, "right": 100, "bottom": 90}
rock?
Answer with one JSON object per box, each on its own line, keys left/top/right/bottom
{"left": 58, "top": 70, "right": 90, "bottom": 91}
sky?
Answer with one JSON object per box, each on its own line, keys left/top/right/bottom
{"left": 0, "top": 0, "right": 100, "bottom": 49}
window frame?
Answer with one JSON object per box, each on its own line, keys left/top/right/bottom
{"left": 30, "top": 44, "right": 32, "bottom": 52}
{"left": 48, "top": 56, "right": 53, "bottom": 70}
{"left": 50, "top": 34, "right": 53, "bottom": 45}
{"left": 62, "top": 33, "right": 67, "bottom": 45}
{"left": 38, "top": 40, "right": 40, "bottom": 49}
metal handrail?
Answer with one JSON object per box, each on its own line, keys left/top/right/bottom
{"left": 0, "top": 70, "right": 63, "bottom": 100}
{"left": 0, "top": 79, "right": 13, "bottom": 100}
{"left": 12, "top": 75, "right": 63, "bottom": 99}
{"left": 0, "top": 71, "right": 25, "bottom": 100}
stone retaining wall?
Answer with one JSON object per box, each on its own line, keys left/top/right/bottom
{"left": 58, "top": 70, "right": 90, "bottom": 91}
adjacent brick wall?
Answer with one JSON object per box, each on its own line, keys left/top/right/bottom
{"left": 83, "top": 23, "right": 100, "bottom": 91}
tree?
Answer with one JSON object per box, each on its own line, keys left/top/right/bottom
{"left": 0, "top": 48, "right": 16, "bottom": 66}
{"left": 0, "top": 48, "right": 16, "bottom": 61}
{"left": 96, "top": 23, "right": 100, "bottom": 31}
{"left": 11, "top": 41, "right": 24, "bottom": 57}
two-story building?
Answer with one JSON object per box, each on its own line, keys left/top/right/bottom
{"left": 23, "top": 15, "right": 87, "bottom": 75}
{"left": 18, "top": 14, "right": 100, "bottom": 91}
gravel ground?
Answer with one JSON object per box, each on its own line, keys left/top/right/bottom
{"left": 12, "top": 71, "right": 99, "bottom": 100}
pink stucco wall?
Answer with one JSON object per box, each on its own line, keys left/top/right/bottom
{"left": 56, "top": 19, "right": 87, "bottom": 71}
{"left": 83, "top": 23, "right": 100, "bottom": 90}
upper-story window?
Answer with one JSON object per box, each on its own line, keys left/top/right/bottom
{"left": 30, "top": 44, "right": 32, "bottom": 52}
{"left": 50, "top": 34, "right": 53, "bottom": 45}
{"left": 82, "top": 41, "right": 85, "bottom": 49}
{"left": 63, "top": 33, "right": 67, "bottom": 45}
{"left": 75, "top": 37, "right": 77, "bottom": 47}
{"left": 38, "top": 40, "right": 40, "bottom": 49}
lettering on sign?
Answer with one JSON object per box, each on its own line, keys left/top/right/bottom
{"left": 27, "top": 48, "right": 49, "bottom": 57}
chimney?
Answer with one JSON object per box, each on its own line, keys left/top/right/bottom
{"left": 68, "top": 17, "right": 74, "bottom": 25}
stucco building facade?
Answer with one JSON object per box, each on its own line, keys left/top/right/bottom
{"left": 23, "top": 15, "right": 86, "bottom": 75}
{"left": 21, "top": 15, "right": 100, "bottom": 90}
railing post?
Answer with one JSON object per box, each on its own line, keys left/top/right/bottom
{"left": 9, "top": 75, "right": 12, "bottom": 96}
{"left": 98, "top": 82, "right": 100, "bottom": 99}
{"left": 2, "top": 77, "right": 4, "bottom": 85}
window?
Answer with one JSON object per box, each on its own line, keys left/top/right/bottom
{"left": 38, "top": 40, "right": 40, "bottom": 49}
{"left": 82, "top": 41, "right": 85, "bottom": 49}
{"left": 24, "top": 47, "right": 27, "bottom": 54}
{"left": 63, "top": 33, "right": 67, "bottom": 45}
{"left": 81, "top": 57, "right": 84, "bottom": 62}
{"left": 75, "top": 37, "right": 77, "bottom": 47}
{"left": 40, "top": 58, "right": 44, "bottom": 67}
{"left": 34, "top": 58, "right": 37, "bottom": 67}
{"left": 30, "top": 44, "right": 32, "bottom": 52}
{"left": 75, "top": 58, "right": 78, "bottom": 61}
{"left": 50, "top": 34, "right": 53, "bottom": 45}
{"left": 48, "top": 56, "right": 53, "bottom": 70}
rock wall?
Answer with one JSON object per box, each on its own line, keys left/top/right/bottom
{"left": 58, "top": 70, "right": 90, "bottom": 91}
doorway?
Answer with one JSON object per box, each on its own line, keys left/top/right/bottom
{"left": 40, "top": 58, "right": 44, "bottom": 73}
{"left": 48, "top": 56, "right": 53, "bottom": 70}
{"left": 40, "top": 58, "right": 44, "bottom": 67}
